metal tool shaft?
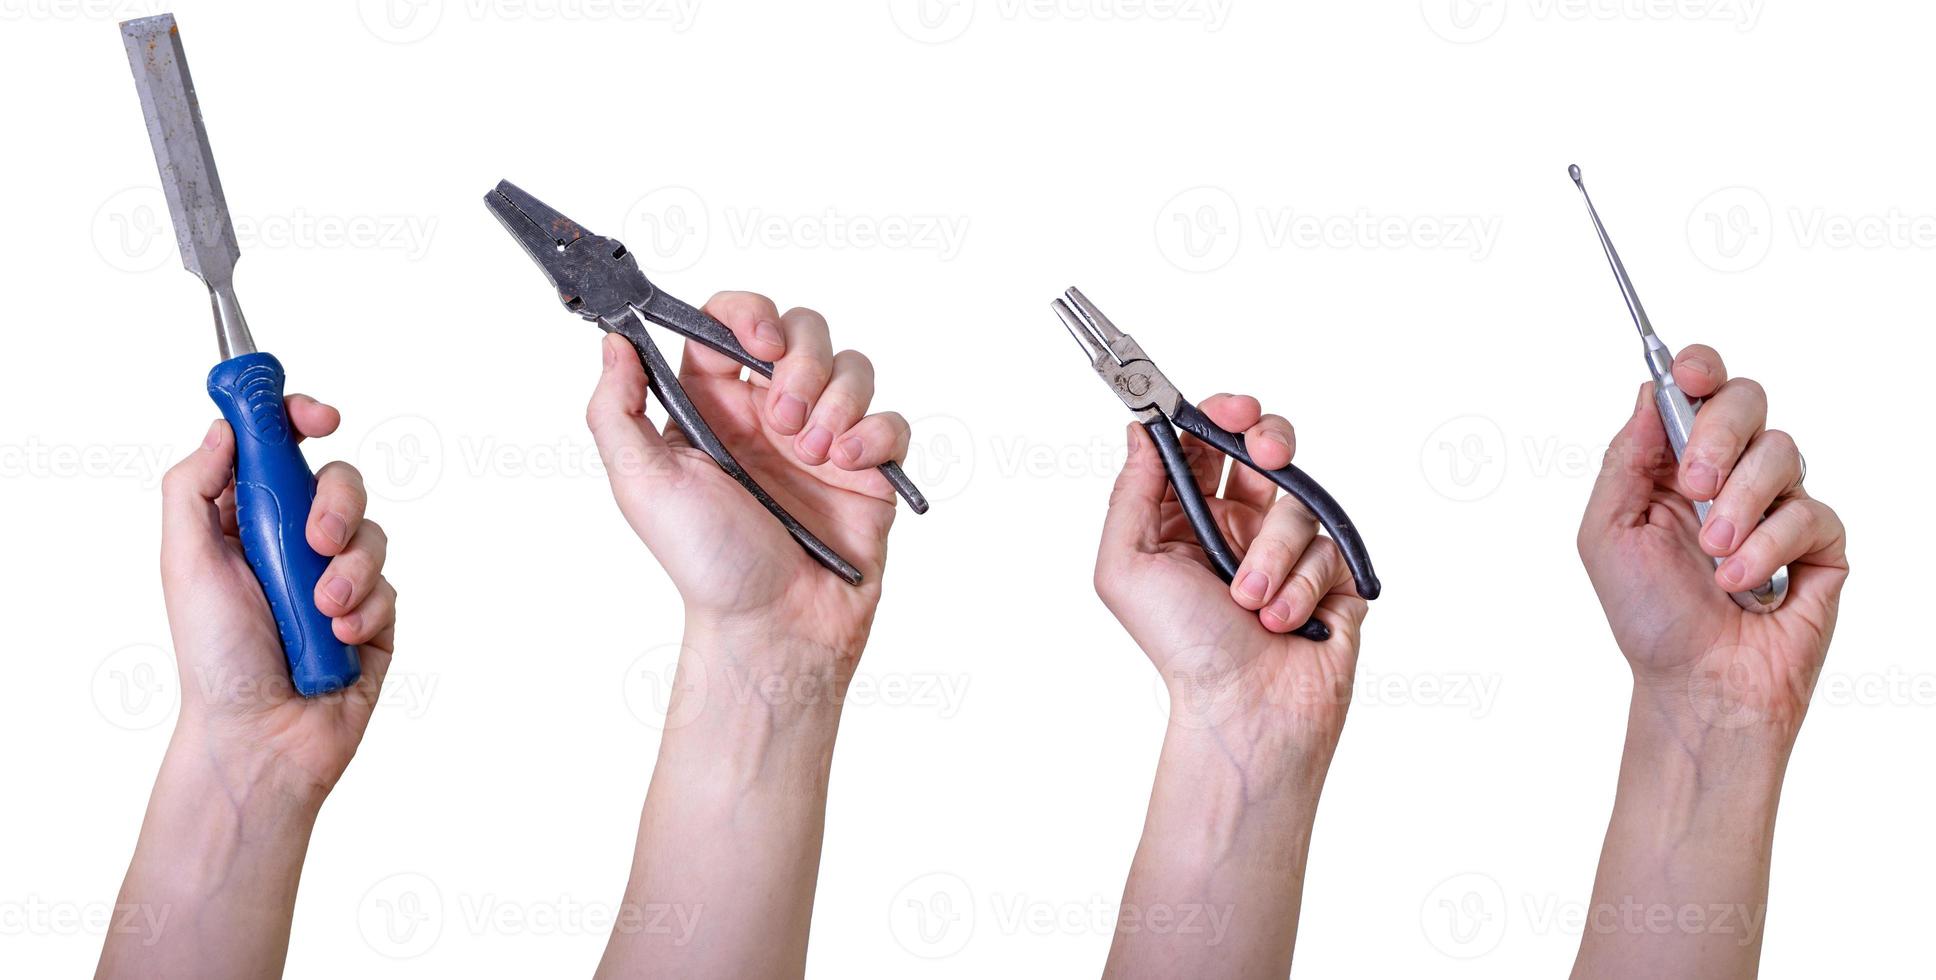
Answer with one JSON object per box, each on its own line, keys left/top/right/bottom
{"left": 1569, "top": 165, "right": 1787, "bottom": 612}
{"left": 122, "top": 13, "right": 255, "bottom": 359}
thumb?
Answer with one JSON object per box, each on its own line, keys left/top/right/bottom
{"left": 1583, "top": 383, "right": 1673, "bottom": 535}
{"left": 586, "top": 332, "right": 676, "bottom": 509}
{"left": 160, "top": 420, "right": 235, "bottom": 569}
{"left": 1100, "top": 423, "right": 1168, "bottom": 559}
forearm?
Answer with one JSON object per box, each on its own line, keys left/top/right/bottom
{"left": 596, "top": 624, "right": 848, "bottom": 980}
{"left": 1104, "top": 720, "right": 1331, "bottom": 979}
{"left": 96, "top": 726, "right": 320, "bottom": 980}
{"left": 1571, "top": 685, "right": 1794, "bottom": 980}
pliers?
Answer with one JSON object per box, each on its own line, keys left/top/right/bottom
{"left": 485, "top": 180, "right": 929, "bottom": 585}
{"left": 1052, "top": 288, "right": 1380, "bottom": 640}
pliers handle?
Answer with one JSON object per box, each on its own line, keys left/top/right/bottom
{"left": 1143, "top": 401, "right": 1381, "bottom": 642}
{"left": 633, "top": 289, "right": 929, "bottom": 512}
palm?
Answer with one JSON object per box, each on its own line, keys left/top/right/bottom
{"left": 1121, "top": 495, "right": 1358, "bottom": 739}
{"left": 1594, "top": 489, "right": 1832, "bottom": 729}
{"left": 622, "top": 371, "right": 898, "bottom": 648}
{"left": 166, "top": 494, "right": 385, "bottom": 797}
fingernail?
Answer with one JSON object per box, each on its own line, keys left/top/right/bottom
{"left": 1684, "top": 356, "right": 1711, "bottom": 378}
{"left": 1686, "top": 461, "right": 1719, "bottom": 497}
{"left": 754, "top": 319, "right": 784, "bottom": 351}
{"left": 1238, "top": 571, "right": 1267, "bottom": 601}
{"left": 202, "top": 421, "right": 222, "bottom": 450}
{"left": 1702, "top": 515, "right": 1735, "bottom": 551}
{"left": 1261, "top": 431, "right": 1291, "bottom": 454}
{"left": 603, "top": 336, "right": 616, "bottom": 369}
{"left": 836, "top": 437, "right": 863, "bottom": 466}
{"left": 800, "top": 426, "right": 833, "bottom": 461}
{"left": 1720, "top": 557, "right": 1745, "bottom": 586}
{"left": 774, "top": 394, "right": 808, "bottom": 431}
{"left": 1265, "top": 599, "right": 1293, "bottom": 627}
{"left": 323, "top": 576, "right": 352, "bottom": 607}
{"left": 321, "top": 513, "right": 349, "bottom": 548}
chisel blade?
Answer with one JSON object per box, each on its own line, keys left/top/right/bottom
{"left": 121, "top": 13, "right": 239, "bottom": 290}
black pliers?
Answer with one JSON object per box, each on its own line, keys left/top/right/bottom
{"left": 485, "top": 180, "right": 928, "bottom": 585}
{"left": 1052, "top": 288, "right": 1380, "bottom": 640}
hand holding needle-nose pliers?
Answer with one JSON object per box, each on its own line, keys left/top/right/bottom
{"left": 485, "top": 181, "right": 927, "bottom": 585}
{"left": 1052, "top": 288, "right": 1380, "bottom": 640}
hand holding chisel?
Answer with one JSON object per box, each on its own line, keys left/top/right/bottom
{"left": 122, "top": 14, "right": 360, "bottom": 695}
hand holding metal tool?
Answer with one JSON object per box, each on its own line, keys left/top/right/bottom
{"left": 485, "top": 181, "right": 928, "bottom": 586}
{"left": 1052, "top": 288, "right": 1380, "bottom": 641}
{"left": 121, "top": 14, "right": 359, "bottom": 696}
{"left": 1569, "top": 165, "right": 1788, "bottom": 613}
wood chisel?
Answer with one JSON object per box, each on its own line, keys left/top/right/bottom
{"left": 121, "top": 14, "right": 360, "bottom": 695}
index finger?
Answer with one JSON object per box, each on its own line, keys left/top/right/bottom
{"left": 286, "top": 394, "right": 340, "bottom": 441}
{"left": 689, "top": 290, "right": 788, "bottom": 379}
{"left": 1673, "top": 344, "right": 1727, "bottom": 400}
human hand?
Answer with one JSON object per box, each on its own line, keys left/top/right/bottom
{"left": 159, "top": 396, "right": 396, "bottom": 806}
{"left": 1094, "top": 394, "right": 1369, "bottom": 751}
{"left": 1578, "top": 345, "right": 1848, "bottom": 739}
{"left": 585, "top": 292, "right": 913, "bottom": 663}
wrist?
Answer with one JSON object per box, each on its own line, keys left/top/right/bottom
{"left": 653, "top": 625, "right": 849, "bottom": 794}
{"left": 163, "top": 720, "right": 332, "bottom": 818}
{"left": 1140, "top": 720, "right": 1330, "bottom": 872}
{"left": 1620, "top": 683, "right": 1792, "bottom": 809}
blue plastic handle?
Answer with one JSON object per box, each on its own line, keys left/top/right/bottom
{"left": 207, "top": 352, "right": 360, "bottom": 697}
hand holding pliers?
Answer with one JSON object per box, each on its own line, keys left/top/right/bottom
{"left": 1054, "top": 288, "right": 1380, "bottom": 640}
{"left": 486, "top": 181, "right": 928, "bottom": 585}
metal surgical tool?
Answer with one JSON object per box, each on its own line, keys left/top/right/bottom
{"left": 1569, "top": 165, "right": 1788, "bottom": 613}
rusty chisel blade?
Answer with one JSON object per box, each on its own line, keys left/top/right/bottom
{"left": 121, "top": 13, "right": 239, "bottom": 291}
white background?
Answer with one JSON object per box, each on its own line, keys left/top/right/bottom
{"left": 1, "top": 0, "right": 1928, "bottom": 976}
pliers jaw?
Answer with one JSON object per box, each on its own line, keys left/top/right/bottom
{"left": 1051, "top": 287, "right": 1179, "bottom": 421}
{"left": 484, "top": 179, "right": 656, "bottom": 325}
